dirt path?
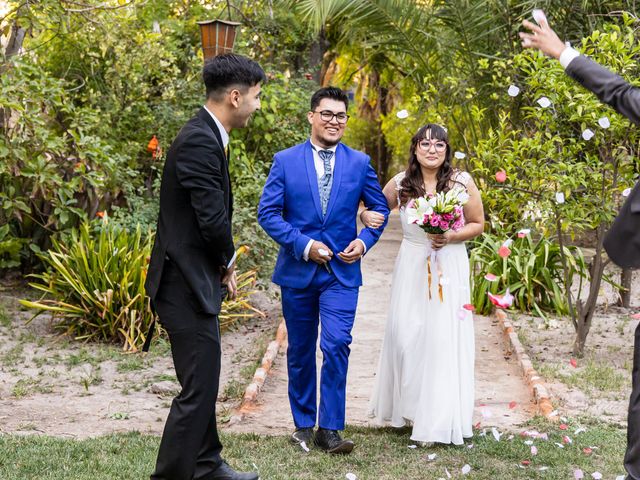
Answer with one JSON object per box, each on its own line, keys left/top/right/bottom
{"left": 226, "top": 212, "right": 536, "bottom": 436}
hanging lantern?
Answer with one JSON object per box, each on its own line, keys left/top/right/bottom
{"left": 197, "top": 19, "right": 241, "bottom": 61}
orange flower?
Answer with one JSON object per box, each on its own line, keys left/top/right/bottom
{"left": 74, "top": 162, "right": 84, "bottom": 170}
{"left": 96, "top": 211, "right": 105, "bottom": 218}
{"left": 147, "top": 135, "right": 159, "bottom": 153}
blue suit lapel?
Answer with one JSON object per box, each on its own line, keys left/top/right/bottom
{"left": 323, "top": 143, "right": 344, "bottom": 223}
{"left": 304, "top": 141, "right": 323, "bottom": 221}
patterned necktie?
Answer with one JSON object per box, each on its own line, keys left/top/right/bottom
{"left": 317, "top": 149, "right": 334, "bottom": 216}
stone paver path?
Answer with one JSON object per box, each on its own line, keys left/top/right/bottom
{"left": 226, "top": 212, "right": 535, "bottom": 435}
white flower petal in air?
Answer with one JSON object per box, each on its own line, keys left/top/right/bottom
{"left": 582, "top": 128, "right": 595, "bottom": 140}
{"left": 623, "top": 188, "right": 632, "bottom": 197}
{"left": 346, "top": 473, "right": 357, "bottom": 480}
{"left": 532, "top": 9, "right": 546, "bottom": 24}
{"left": 461, "top": 464, "right": 471, "bottom": 475}
{"left": 555, "top": 192, "right": 565, "bottom": 204}
{"left": 537, "top": 96, "right": 551, "bottom": 108}
{"left": 396, "top": 109, "right": 409, "bottom": 119}
{"left": 598, "top": 117, "right": 610, "bottom": 128}
{"left": 508, "top": 85, "right": 520, "bottom": 97}
{"left": 454, "top": 151, "right": 466, "bottom": 159}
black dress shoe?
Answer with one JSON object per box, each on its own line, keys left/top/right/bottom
{"left": 203, "top": 461, "right": 259, "bottom": 480}
{"left": 290, "top": 427, "right": 314, "bottom": 450}
{"left": 314, "top": 428, "right": 354, "bottom": 454}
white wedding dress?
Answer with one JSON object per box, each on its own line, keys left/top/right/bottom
{"left": 368, "top": 171, "right": 475, "bottom": 445}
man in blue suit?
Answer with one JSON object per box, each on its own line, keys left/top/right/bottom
{"left": 258, "top": 87, "right": 389, "bottom": 454}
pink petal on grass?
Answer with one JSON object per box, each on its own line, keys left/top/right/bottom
{"left": 583, "top": 447, "right": 593, "bottom": 455}
{"left": 559, "top": 424, "right": 568, "bottom": 430}
{"left": 570, "top": 358, "right": 578, "bottom": 368}
{"left": 495, "top": 170, "right": 507, "bottom": 183}
{"left": 531, "top": 446, "right": 538, "bottom": 456}
{"left": 484, "top": 273, "right": 498, "bottom": 281}
{"left": 574, "top": 470, "right": 584, "bottom": 480}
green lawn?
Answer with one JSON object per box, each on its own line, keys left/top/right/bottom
{"left": 0, "top": 418, "right": 627, "bottom": 479}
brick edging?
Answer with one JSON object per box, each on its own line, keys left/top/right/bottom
{"left": 494, "top": 310, "right": 556, "bottom": 418}
{"left": 229, "top": 319, "right": 287, "bottom": 424}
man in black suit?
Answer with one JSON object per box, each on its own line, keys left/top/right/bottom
{"left": 145, "top": 53, "right": 265, "bottom": 480}
{"left": 521, "top": 16, "right": 640, "bottom": 479}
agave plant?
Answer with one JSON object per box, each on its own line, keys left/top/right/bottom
{"left": 21, "top": 218, "right": 262, "bottom": 351}
{"left": 469, "top": 231, "right": 588, "bottom": 318}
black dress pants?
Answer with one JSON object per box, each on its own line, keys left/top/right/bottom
{"left": 625, "top": 322, "right": 640, "bottom": 480}
{"left": 151, "top": 260, "right": 223, "bottom": 480}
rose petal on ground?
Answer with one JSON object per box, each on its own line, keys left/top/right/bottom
{"left": 524, "top": 440, "right": 533, "bottom": 445}
{"left": 521, "top": 460, "right": 531, "bottom": 466}
{"left": 549, "top": 410, "right": 559, "bottom": 417}
{"left": 591, "top": 473, "right": 602, "bottom": 480}
{"left": 582, "top": 128, "right": 595, "bottom": 140}
{"left": 396, "top": 109, "right": 409, "bottom": 119}
{"left": 539, "top": 466, "right": 549, "bottom": 471}
{"left": 428, "top": 453, "right": 437, "bottom": 461}
{"left": 575, "top": 427, "right": 586, "bottom": 434}
{"left": 583, "top": 447, "right": 592, "bottom": 455}
{"left": 537, "top": 96, "right": 551, "bottom": 108}
{"left": 492, "top": 427, "right": 502, "bottom": 441}
{"left": 559, "top": 424, "right": 568, "bottom": 430}
{"left": 408, "top": 445, "right": 417, "bottom": 449}
{"left": 509, "top": 401, "right": 517, "bottom": 409}
{"left": 563, "top": 435, "right": 572, "bottom": 444}
{"left": 508, "top": 85, "right": 520, "bottom": 97}
{"left": 462, "top": 464, "right": 471, "bottom": 475}
{"left": 467, "top": 443, "right": 474, "bottom": 448}
{"left": 570, "top": 358, "right": 578, "bottom": 368}
{"left": 531, "top": 446, "right": 538, "bottom": 456}
{"left": 574, "top": 470, "right": 584, "bottom": 479}
{"left": 495, "top": 170, "right": 507, "bottom": 183}
{"left": 598, "top": 117, "right": 610, "bottom": 128}
{"left": 346, "top": 474, "right": 357, "bottom": 480}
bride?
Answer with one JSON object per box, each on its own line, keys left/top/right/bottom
{"left": 363, "top": 123, "right": 484, "bottom": 445}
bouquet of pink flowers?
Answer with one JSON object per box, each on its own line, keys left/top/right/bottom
{"left": 405, "top": 187, "right": 469, "bottom": 234}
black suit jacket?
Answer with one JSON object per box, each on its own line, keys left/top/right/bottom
{"left": 145, "top": 108, "right": 235, "bottom": 315}
{"left": 566, "top": 55, "right": 640, "bottom": 268}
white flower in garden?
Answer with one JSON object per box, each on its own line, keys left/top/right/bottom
{"left": 598, "top": 117, "right": 610, "bottom": 128}
{"left": 623, "top": 187, "right": 632, "bottom": 197}
{"left": 536, "top": 96, "right": 551, "bottom": 108}
{"left": 508, "top": 85, "right": 520, "bottom": 97}
{"left": 396, "top": 109, "right": 409, "bottom": 119}
{"left": 555, "top": 192, "right": 565, "bottom": 204}
{"left": 582, "top": 128, "right": 595, "bottom": 140}
{"left": 454, "top": 151, "right": 466, "bottom": 159}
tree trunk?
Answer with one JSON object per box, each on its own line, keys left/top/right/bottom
{"left": 572, "top": 225, "right": 607, "bottom": 356}
{"left": 309, "top": 29, "right": 329, "bottom": 84}
{"left": 375, "top": 84, "right": 391, "bottom": 182}
{"left": 1, "top": 13, "right": 27, "bottom": 133}
{"left": 618, "top": 268, "right": 633, "bottom": 308}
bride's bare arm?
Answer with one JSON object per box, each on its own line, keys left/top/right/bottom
{"left": 360, "top": 178, "right": 397, "bottom": 228}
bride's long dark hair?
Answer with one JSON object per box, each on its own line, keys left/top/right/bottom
{"left": 399, "top": 123, "right": 461, "bottom": 206}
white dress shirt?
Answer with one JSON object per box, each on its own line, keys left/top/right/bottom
{"left": 203, "top": 105, "right": 235, "bottom": 269}
{"left": 559, "top": 46, "right": 580, "bottom": 69}
{"left": 303, "top": 141, "right": 367, "bottom": 261}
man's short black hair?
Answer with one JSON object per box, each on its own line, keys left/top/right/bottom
{"left": 310, "top": 87, "right": 349, "bottom": 111}
{"left": 203, "top": 53, "right": 266, "bottom": 101}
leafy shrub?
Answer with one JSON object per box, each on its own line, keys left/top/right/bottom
{"left": 470, "top": 232, "right": 588, "bottom": 317}
{"left": 0, "top": 224, "right": 23, "bottom": 269}
{"left": 21, "top": 218, "right": 262, "bottom": 350}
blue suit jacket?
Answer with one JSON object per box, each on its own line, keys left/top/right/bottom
{"left": 258, "top": 140, "right": 389, "bottom": 289}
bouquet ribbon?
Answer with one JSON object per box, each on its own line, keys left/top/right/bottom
{"left": 427, "top": 249, "right": 444, "bottom": 302}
